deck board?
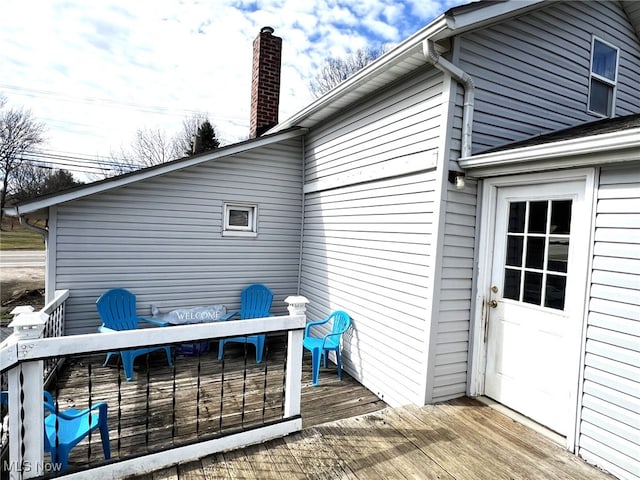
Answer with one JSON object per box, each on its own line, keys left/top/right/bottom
{"left": 38, "top": 340, "right": 616, "bottom": 480}
{"left": 125, "top": 399, "right": 617, "bottom": 480}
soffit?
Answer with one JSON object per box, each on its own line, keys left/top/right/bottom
{"left": 621, "top": 0, "right": 640, "bottom": 38}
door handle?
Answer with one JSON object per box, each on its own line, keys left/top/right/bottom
{"left": 489, "top": 300, "right": 498, "bottom": 308}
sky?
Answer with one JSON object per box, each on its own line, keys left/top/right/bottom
{"left": 0, "top": 0, "right": 469, "bottom": 180}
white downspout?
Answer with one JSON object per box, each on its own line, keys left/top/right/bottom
{"left": 19, "top": 214, "right": 48, "bottom": 237}
{"left": 423, "top": 39, "right": 475, "bottom": 158}
{"left": 296, "top": 136, "right": 306, "bottom": 294}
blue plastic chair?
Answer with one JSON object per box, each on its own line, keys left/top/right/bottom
{"left": 1, "top": 391, "right": 111, "bottom": 471}
{"left": 217, "top": 284, "right": 273, "bottom": 363}
{"left": 97, "top": 288, "right": 173, "bottom": 381}
{"left": 303, "top": 311, "right": 352, "bottom": 386}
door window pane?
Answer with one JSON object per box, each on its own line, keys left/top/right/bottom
{"left": 525, "top": 237, "right": 545, "bottom": 269}
{"left": 548, "top": 238, "right": 569, "bottom": 273}
{"left": 502, "top": 199, "right": 572, "bottom": 311}
{"left": 545, "top": 275, "right": 567, "bottom": 310}
{"left": 506, "top": 236, "right": 523, "bottom": 267}
{"left": 523, "top": 272, "right": 543, "bottom": 305}
{"left": 528, "top": 201, "right": 548, "bottom": 233}
{"left": 508, "top": 202, "right": 526, "bottom": 233}
{"left": 550, "top": 200, "right": 572, "bottom": 234}
{"left": 504, "top": 269, "right": 521, "bottom": 301}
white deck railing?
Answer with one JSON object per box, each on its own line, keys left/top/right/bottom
{"left": 0, "top": 296, "right": 307, "bottom": 480}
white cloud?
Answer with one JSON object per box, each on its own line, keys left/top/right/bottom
{"left": 0, "top": 0, "right": 468, "bottom": 179}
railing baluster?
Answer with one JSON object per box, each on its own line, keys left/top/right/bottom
{"left": 19, "top": 368, "right": 26, "bottom": 472}
{"left": 145, "top": 352, "right": 151, "bottom": 451}
{"left": 241, "top": 341, "right": 248, "bottom": 428}
{"left": 281, "top": 335, "right": 288, "bottom": 418}
{"left": 218, "top": 342, "right": 225, "bottom": 433}
{"left": 196, "top": 349, "right": 202, "bottom": 437}
{"left": 262, "top": 338, "right": 269, "bottom": 423}
{"left": 171, "top": 350, "right": 177, "bottom": 445}
{"left": 117, "top": 355, "right": 122, "bottom": 457}
{"left": 87, "top": 361, "right": 93, "bottom": 464}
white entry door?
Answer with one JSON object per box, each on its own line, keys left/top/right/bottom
{"left": 485, "top": 180, "right": 587, "bottom": 436}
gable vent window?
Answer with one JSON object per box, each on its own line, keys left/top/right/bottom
{"left": 588, "top": 37, "right": 618, "bottom": 117}
{"left": 223, "top": 203, "right": 257, "bottom": 237}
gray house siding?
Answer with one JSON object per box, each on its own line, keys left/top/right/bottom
{"left": 458, "top": 0, "right": 640, "bottom": 154}
{"left": 54, "top": 139, "right": 303, "bottom": 335}
{"left": 579, "top": 164, "right": 640, "bottom": 480}
{"left": 427, "top": 0, "right": 640, "bottom": 405}
{"left": 431, "top": 181, "right": 477, "bottom": 402}
{"left": 299, "top": 67, "right": 445, "bottom": 406}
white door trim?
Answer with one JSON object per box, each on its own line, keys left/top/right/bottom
{"left": 468, "top": 168, "right": 596, "bottom": 451}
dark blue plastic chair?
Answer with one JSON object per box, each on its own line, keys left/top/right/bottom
{"left": 303, "top": 311, "right": 352, "bottom": 386}
{"left": 217, "top": 284, "right": 273, "bottom": 363}
{"left": 97, "top": 288, "right": 173, "bottom": 381}
{"left": 1, "top": 391, "right": 111, "bottom": 471}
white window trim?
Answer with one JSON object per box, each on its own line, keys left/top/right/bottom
{"left": 223, "top": 203, "right": 258, "bottom": 238}
{"left": 587, "top": 35, "right": 619, "bottom": 118}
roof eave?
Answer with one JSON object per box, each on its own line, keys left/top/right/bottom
{"left": 269, "top": 0, "right": 546, "bottom": 134}
{"left": 269, "top": 16, "right": 450, "bottom": 133}
{"left": 6, "top": 127, "right": 307, "bottom": 217}
{"left": 459, "top": 127, "right": 640, "bottom": 177}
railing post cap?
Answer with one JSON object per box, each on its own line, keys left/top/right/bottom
{"left": 10, "top": 305, "right": 35, "bottom": 315}
{"left": 284, "top": 296, "right": 309, "bottom": 316}
{"left": 284, "top": 296, "right": 309, "bottom": 305}
{"left": 8, "top": 311, "right": 49, "bottom": 339}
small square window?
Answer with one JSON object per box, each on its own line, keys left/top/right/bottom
{"left": 588, "top": 37, "right": 618, "bottom": 117}
{"left": 223, "top": 203, "right": 257, "bottom": 237}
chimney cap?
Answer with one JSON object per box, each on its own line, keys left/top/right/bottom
{"left": 260, "top": 26, "right": 275, "bottom": 35}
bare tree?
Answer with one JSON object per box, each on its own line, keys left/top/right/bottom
{"left": 104, "top": 127, "right": 181, "bottom": 178}
{"left": 100, "top": 113, "right": 220, "bottom": 179}
{"left": 12, "top": 164, "right": 81, "bottom": 203}
{"left": 0, "top": 100, "right": 47, "bottom": 223}
{"left": 127, "top": 127, "right": 181, "bottom": 167}
{"left": 309, "top": 46, "right": 390, "bottom": 98}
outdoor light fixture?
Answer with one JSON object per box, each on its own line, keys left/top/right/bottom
{"left": 448, "top": 170, "right": 466, "bottom": 190}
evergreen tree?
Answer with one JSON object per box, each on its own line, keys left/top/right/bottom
{"left": 189, "top": 120, "right": 220, "bottom": 155}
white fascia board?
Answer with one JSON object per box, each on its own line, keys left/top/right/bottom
{"left": 459, "top": 127, "right": 640, "bottom": 177}
{"left": 7, "top": 128, "right": 307, "bottom": 216}
{"left": 269, "top": 17, "right": 449, "bottom": 133}
{"left": 443, "top": 0, "right": 545, "bottom": 38}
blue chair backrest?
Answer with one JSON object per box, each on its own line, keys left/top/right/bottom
{"left": 331, "top": 311, "right": 352, "bottom": 335}
{"left": 240, "top": 284, "right": 273, "bottom": 320}
{"left": 96, "top": 288, "right": 140, "bottom": 330}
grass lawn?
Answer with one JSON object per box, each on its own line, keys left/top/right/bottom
{"left": 0, "top": 218, "right": 45, "bottom": 250}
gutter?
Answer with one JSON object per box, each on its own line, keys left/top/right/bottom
{"left": 459, "top": 126, "right": 640, "bottom": 177}
{"left": 422, "top": 39, "right": 475, "bottom": 159}
{"left": 270, "top": 17, "right": 450, "bottom": 133}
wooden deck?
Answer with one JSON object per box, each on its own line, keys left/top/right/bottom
{"left": 43, "top": 335, "right": 386, "bottom": 465}
{"left": 127, "top": 397, "right": 615, "bottom": 480}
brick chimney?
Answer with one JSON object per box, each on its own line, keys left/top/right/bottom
{"left": 249, "top": 26, "right": 282, "bottom": 138}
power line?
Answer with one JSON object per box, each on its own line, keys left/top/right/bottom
{"left": 0, "top": 83, "right": 207, "bottom": 118}
{"left": 0, "top": 83, "right": 248, "bottom": 122}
